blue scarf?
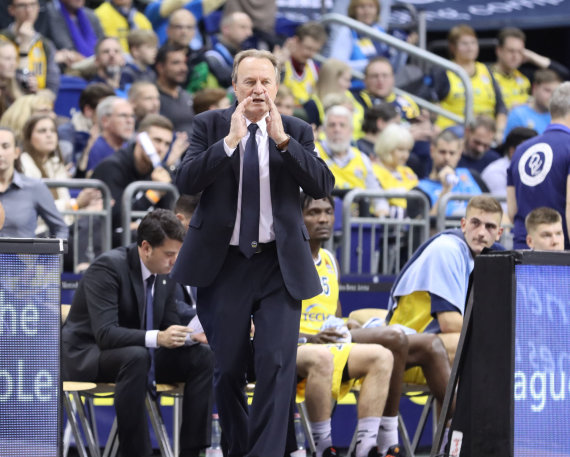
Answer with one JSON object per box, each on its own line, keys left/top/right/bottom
{"left": 60, "top": 3, "right": 98, "bottom": 57}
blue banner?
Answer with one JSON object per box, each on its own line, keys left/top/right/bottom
{"left": 392, "top": 0, "right": 570, "bottom": 31}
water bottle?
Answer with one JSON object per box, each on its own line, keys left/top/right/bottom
{"left": 206, "top": 413, "right": 223, "bottom": 457}
{"left": 290, "top": 412, "right": 307, "bottom": 457}
{"left": 445, "top": 173, "right": 459, "bottom": 187}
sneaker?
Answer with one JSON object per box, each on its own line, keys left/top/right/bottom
{"left": 384, "top": 444, "right": 405, "bottom": 457}
{"left": 315, "top": 447, "right": 338, "bottom": 457}
{"left": 350, "top": 445, "right": 382, "bottom": 457}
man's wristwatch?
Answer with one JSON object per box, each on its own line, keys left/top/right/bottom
{"left": 276, "top": 135, "right": 291, "bottom": 151}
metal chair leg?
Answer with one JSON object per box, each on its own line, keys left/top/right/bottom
{"left": 63, "top": 392, "right": 89, "bottom": 457}
{"left": 146, "top": 394, "right": 174, "bottom": 457}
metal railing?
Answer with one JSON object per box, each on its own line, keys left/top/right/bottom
{"left": 43, "top": 179, "right": 112, "bottom": 271}
{"left": 319, "top": 13, "right": 474, "bottom": 126}
{"left": 121, "top": 181, "right": 180, "bottom": 246}
{"left": 340, "top": 189, "right": 430, "bottom": 275}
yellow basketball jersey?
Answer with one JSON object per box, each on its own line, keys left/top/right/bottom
{"left": 282, "top": 59, "right": 319, "bottom": 106}
{"left": 491, "top": 67, "right": 530, "bottom": 110}
{"left": 316, "top": 142, "right": 369, "bottom": 190}
{"left": 300, "top": 249, "right": 339, "bottom": 335}
{"left": 372, "top": 163, "right": 418, "bottom": 208}
{"left": 436, "top": 61, "right": 497, "bottom": 129}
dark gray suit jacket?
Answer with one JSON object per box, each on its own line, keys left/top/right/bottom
{"left": 171, "top": 106, "right": 335, "bottom": 300}
{"left": 62, "top": 244, "right": 181, "bottom": 381}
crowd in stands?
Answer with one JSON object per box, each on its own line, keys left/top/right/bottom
{"left": 1, "top": 0, "right": 570, "bottom": 455}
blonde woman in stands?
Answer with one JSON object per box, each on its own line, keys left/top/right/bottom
{"left": 0, "top": 92, "right": 55, "bottom": 143}
{"left": 0, "top": 40, "right": 22, "bottom": 117}
{"left": 303, "top": 58, "right": 365, "bottom": 137}
{"left": 372, "top": 123, "right": 418, "bottom": 219}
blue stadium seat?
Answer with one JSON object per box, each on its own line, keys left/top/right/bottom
{"left": 55, "top": 75, "right": 88, "bottom": 118}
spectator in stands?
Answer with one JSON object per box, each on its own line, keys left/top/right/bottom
{"left": 128, "top": 82, "right": 188, "bottom": 176}
{"left": 58, "top": 83, "right": 116, "bottom": 170}
{"left": 507, "top": 81, "right": 570, "bottom": 250}
{"left": 62, "top": 209, "right": 214, "bottom": 457}
{"left": 192, "top": 87, "right": 231, "bottom": 115}
{"left": 491, "top": 27, "right": 570, "bottom": 111}
{"left": 432, "top": 24, "right": 507, "bottom": 141}
{"left": 44, "top": 0, "right": 104, "bottom": 69}
{"left": 165, "top": 8, "right": 198, "bottom": 50}
{"left": 0, "top": 92, "right": 54, "bottom": 143}
{"left": 91, "top": 114, "right": 177, "bottom": 246}
{"left": 145, "top": 0, "right": 223, "bottom": 47}
{"left": 90, "top": 37, "right": 126, "bottom": 90}
{"left": 164, "top": 9, "right": 209, "bottom": 94}
{"left": 525, "top": 207, "right": 565, "bottom": 251}
{"left": 204, "top": 12, "right": 253, "bottom": 89}
{"left": 128, "top": 81, "right": 161, "bottom": 126}
{"left": 0, "top": 126, "right": 68, "bottom": 239}
{"left": 1, "top": 0, "right": 60, "bottom": 94}
{"left": 303, "top": 58, "right": 364, "bottom": 136}
{"left": 20, "top": 114, "right": 102, "bottom": 225}
{"left": 20, "top": 114, "right": 103, "bottom": 269}
{"left": 481, "top": 127, "right": 537, "bottom": 203}
{"left": 352, "top": 57, "right": 433, "bottom": 158}
{"left": 414, "top": 129, "right": 488, "bottom": 219}
{"left": 223, "top": 0, "right": 276, "bottom": 40}
{"left": 155, "top": 43, "right": 195, "bottom": 136}
{"left": 457, "top": 115, "right": 501, "bottom": 174}
{"left": 372, "top": 123, "right": 418, "bottom": 219}
{"left": 121, "top": 29, "right": 158, "bottom": 87}
{"left": 357, "top": 103, "right": 400, "bottom": 158}
{"left": 315, "top": 105, "right": 386, "bottom": 214}
{"left": 95, "top": 0, "right": 152, "bottom": 53}
{"left": 503, "top": 68, "right": 561, "bottom": 139}
{"left": 274, "top": 85, "right": 296, "bottom": 117}
{"left": 78, "top": 96, "right": 135, "bottom": 175}
{"left": 0, "top": 40, "right": 22, "bottom": 117}
{"left": 386, "top": 195, "right": 504, "bottom": 446}
{"left": 327, "top": 0, "right": 411, "bottom": 80}
{"left": 298, "top": 193, "right": 451, "bottom": 456}
{"left": 278, "top": 21, "right": 328, "bottom": 106}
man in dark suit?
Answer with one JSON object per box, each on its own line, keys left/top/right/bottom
{"left": 172, "top": 49, "right": 335, "bottom": 457}
{"left": 62, "top": 209, "right": 214, "bottom": 457}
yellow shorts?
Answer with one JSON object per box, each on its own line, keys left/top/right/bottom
{"left": 296, "top": 342, "right": 362, "bottom": 403}
{"left": 402, "top": 366, "right": 427, "bottom": 385}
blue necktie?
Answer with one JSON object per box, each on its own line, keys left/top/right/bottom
{"left": 145, "top": 274, "right": 157, "bottom": 396}
{"left": 239, "top": 123, "right": 260, "bottom": 258}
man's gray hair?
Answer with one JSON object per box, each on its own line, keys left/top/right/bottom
{"left": 231, "top": 49, "right": 279, "bottom": 83}
{"left": 324, "top": 104, "right": 353, "bottom": 128}
{"left": 96, "top": 96, "right": 122, "bottom": 127}
{"left": 549, "top": 81, "right": 570, "bottom": 119}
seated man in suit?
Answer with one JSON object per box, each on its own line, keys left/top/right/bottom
{"left": 62, "top": 209, "right": 214, "bottom": 457}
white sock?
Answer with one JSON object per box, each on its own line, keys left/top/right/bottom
{"left": 355, "top": 417, "right": 381, "bottom": 457}
{"left": 377, "top": 416, "right": 398, "bottom": 455}
{"left": 310, "top": 419, "right": 332, "bottom": 457}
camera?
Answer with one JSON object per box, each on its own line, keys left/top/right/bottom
{"left": 15, "top": 68, "right": 31, "bottom": 91}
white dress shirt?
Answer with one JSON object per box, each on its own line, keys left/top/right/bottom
{"left": 224, "top": 115, "right": 275, "bottom": 245}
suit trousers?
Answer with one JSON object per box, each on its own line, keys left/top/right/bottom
{"left": 97, "top": 343, "right": 214, "bottom": 457}
{"left": 197, "top": 246, "right": 301, "bottom": 457}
